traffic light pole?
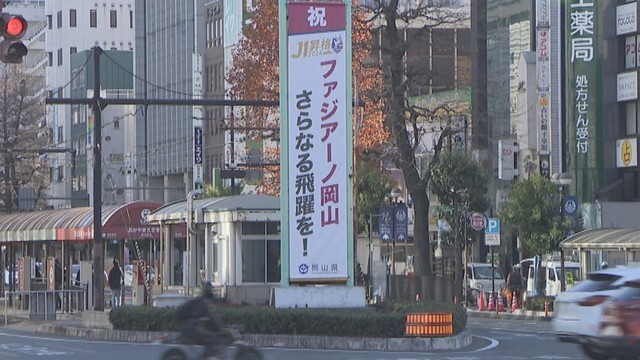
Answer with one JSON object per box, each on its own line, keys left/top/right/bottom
{"left": 45, "top": 46, "right": 278, "bottom": 311}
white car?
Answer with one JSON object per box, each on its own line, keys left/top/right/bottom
{"left": 552, "top": 267, "right": 640, "bottom": 344}
{"left": 466, "top": 263, "right": 505, "bottom": 305}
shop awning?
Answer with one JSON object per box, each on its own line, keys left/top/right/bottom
{"left": 0, "top": 201, "right": 164, "bottom": 242}
{"left": 560, "top": 228, "right": 640, "bottom": 250}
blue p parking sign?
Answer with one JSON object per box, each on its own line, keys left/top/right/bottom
{"left": 484, "top": 218, "right": 500, "bottom": 246}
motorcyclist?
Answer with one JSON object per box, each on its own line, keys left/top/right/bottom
{"left": 175, "top": 281, "right": 232, "bottom": 358}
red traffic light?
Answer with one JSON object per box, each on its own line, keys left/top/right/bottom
{"left": 5, "top": 16, "right": 26, "bottom": 37}
{"left": 1, "top": 14, "right": 27, "bottom": 39}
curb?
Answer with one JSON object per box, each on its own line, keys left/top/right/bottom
{"left": 35, "top": 324, "right": 472, "bottom": 352}
{"left": 467, "top": 309, "right": 553, "bottom": 321}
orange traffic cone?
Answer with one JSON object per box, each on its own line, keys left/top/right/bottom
{"left": 511, "top": 291, "right": 519, "bottom": 312}
{"left": 497, "top": 292, "right": 505, "bottom": 312}
{"left": 488, "top": 292, "right": 495, "bottom": 311}
{"left": 478, "top": 291, "right": 486, "bottom": 311}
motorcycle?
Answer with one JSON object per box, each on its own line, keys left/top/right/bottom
{"left": 159, "top": 328, "right": 263, "bottom": 360}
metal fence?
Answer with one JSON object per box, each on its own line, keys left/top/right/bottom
{"left": 3, "top": 289, "right": 87, "bottom": 325}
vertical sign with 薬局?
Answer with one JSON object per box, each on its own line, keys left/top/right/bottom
{"left": 287, "top": 2, "right": 348, "bottom": 282}
{"left": 566, "top": 0, "right": 601, "bottom": 203}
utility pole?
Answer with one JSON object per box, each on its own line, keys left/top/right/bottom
{"left": 92, "top": 47, "right": 105, "bottom": 310}
{"left": 45, "top": 46, "right": 277, "bottom": 311}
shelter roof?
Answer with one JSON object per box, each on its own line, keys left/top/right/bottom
{"left": 146, "top": 194, "right": 280, "bottom": 223}
{"left": 560, "top": 228, "right": 640, "bottom": 250}
{"left": 0, "top": 201, "right": 164, "bottom": 242}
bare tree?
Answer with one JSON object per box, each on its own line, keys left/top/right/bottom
{"left": 0, "top": 65, "right": 50, "bottom": 213}
{"left": 361, "top": 0, "right": 470, "bottom": 294}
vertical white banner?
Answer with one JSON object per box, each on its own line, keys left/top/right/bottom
{"left": 193, "top": 53, "right": 204, "bottom": 190}
{"left": 287, "top": 2, "right": 348, "bottom": 282}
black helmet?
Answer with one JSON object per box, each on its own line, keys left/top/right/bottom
{"left": 202, "top": 281, "right": 214, "bottom": 298}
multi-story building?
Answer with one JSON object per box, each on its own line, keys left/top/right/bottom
{"left": 45, "top": 0, "right": 135, "bottom": 208}
{"left": 135, "top": 0, "right": 227, "bottom": 203}
{"left": 68, "top": 50, "right": 137, "bottom": 206}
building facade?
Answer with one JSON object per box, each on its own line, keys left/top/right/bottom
{"left": 45, "top": 0, "right": 135, "bottom": 208}
{"left": 135, "top": 0, "right": 228, "bottom": 203}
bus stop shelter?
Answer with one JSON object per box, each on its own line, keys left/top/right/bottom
{"left": 560, "top": 228, "right": 640, "bottom": 274}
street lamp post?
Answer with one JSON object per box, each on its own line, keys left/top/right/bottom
{"left": 552, "top": 172, "right": 573, "bottom": 292}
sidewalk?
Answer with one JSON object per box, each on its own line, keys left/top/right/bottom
{"left": 467, "top": 308, "right": 553, "bottom": 321}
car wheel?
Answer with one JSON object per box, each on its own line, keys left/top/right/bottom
{"left": 160, "top": 348, "right": 188, "bottom": 360}
{"left": 581, "top": 344, "right": 612, "bottom": 360}
{"left": 468, "top": 289, "right": 480, "bottom": 308}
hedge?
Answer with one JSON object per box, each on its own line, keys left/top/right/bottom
{"left": 524, "top": 295, "right": 555, "bottom": 312}
{"left": 109, "top": 300, "right": 467, "bottom": 337}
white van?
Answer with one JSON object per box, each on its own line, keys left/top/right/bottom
{"left": 466, "top": 263, "right": 505, "bottom": 296}
{"left": 523, "top": 258, "right": 581, "bottom": 298}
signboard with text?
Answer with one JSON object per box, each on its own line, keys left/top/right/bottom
{"left": 485, "top": 218, "right": 501, "bottom": 246}
{"left": 287, "top": 2, "right": 348, "bottom": 282}
{"left": 566, "top": 0, "right": 601, "bottom": 204}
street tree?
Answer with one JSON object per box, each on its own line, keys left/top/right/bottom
{"left": 428, "top": 149, "right": 489, "bottom": 301}
{"left": 228, "top": 1, "right": 470, "bottom": 298}
{"left": 360, "top": 1, "right": 469, "bottom": 287}
{"left": 203, "top": 181, "right": 245, "bottom": 198}
{"left": 0, "top": 65, "right": 50, "bottom": 214}
{"left": 497, "top": 176, "right": 575, "bottom": 257}
{"left": 226, "top": 0, "right": 388, "bottom": 195}
{"left": 356, "top": 158, "right": 394, "bottom": 235}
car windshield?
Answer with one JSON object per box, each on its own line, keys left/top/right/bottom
{"left": 568, "top": 273, "right": 620, "bottom": 292}
{"left": 474, "top": 266, "right": 503, "bottom": 280}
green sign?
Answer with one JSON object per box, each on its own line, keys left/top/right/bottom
{"left": 565, "top": 0, "right": 602, "bottom": 204}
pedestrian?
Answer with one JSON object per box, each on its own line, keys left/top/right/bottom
{"left": 506, "top": 265, "right": 524, "bottom": 307}
{"left": 108, "top": 259, "right": 124, "bottom": 308}
{"left": 54, "top": 259, "right": 62, "bottom": 309}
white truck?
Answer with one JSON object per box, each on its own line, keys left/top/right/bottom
{"left": 521, "top": 258, "right": 581, "bottom": 298}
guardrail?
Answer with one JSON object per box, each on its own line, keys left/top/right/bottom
{"left": 3, "top": 289, "right": 87, "bottom": 325}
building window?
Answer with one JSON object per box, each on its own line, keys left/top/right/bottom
{"left": 57, "top": 126, "right": 63, "bottom": 143}
{"left": 57, "top": 11, "right": 62, "bottom": 28}
{"left": 241, "top": 222, "right": 281, "bottom": 283}
{"left": 70, "top": 47, "right": 77, "bottom": 56}
{"left": 47, "top": 15, "right": 52, "bottom": 29}
{"left": 110, "top": 10, "right": 117, "bottom": 28}
{"left": 626, "top": 101, "right": 638, "bottom": 135}
{"left": 113, "top": 118, "right": 120, "bottom": 129}
{"left": 130, "top": 10, "right": 134, "bottom": 29}
{"left": 90, "top": 9, "right": 97, "bottom": 28}
{"left": 57, "top": 48, "right": 63, "bottom": 66}
{"left": 47, "top": 52, "right": 53, "bottom": 66}
{"left": 57, "top": 166, "right": 64, "bottom": 182}
{"left": 69, "top": 9, "right": 77, "bottom": 27}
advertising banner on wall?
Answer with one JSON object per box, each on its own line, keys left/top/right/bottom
{"left": 617, "top": 2, "right": 637, "bottom": 36}
{"left": 617, "top": 71, "right": 638, "bottom": 102}
{"left": 286, "top": 2, "right": 349, "bottom": 282}
{"left": 565, "top": 0, "right": 602, "bottom": 204}
{"left": 616, "top": 138, "right": 638, "bottom": 168}
{"left": 536, "top": 0, "right": 551, "bottom": 157}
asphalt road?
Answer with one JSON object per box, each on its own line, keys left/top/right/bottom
{"left": 0, "top": 317, "right": 586, "bottom": 360}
